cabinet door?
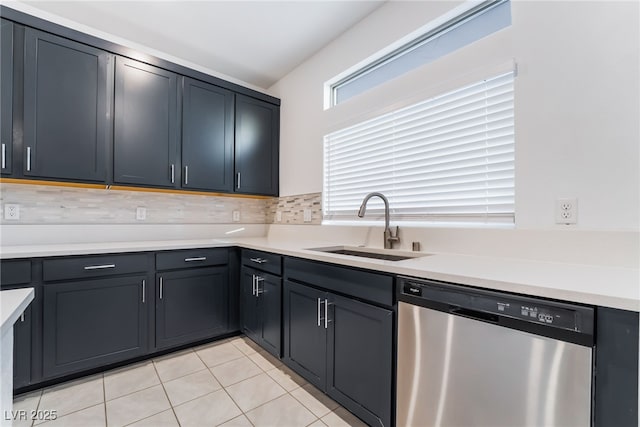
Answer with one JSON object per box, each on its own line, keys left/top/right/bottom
{"left": 182, "top": 78, "right": 234, "bottom": 192}
{"left": 13, "top": 305, "right": 32, "bottom": 389}
{"left": 23, "top": 28, "right": 111, "bottom": 182}
{"left": 1, "top": 19, "right": 13, "bottom": 175}
{"left": 283, "top": 280, "right": 327, "bottom": 390}
{"left": 241, "top": 267, "right": 261, "bottom": 342}
{"left": 156, "top": 267, "right": 228, "bottom": 349}
{"left": 327, "top": 293, "right": 393, "bottom": 427}
{"left": 42, "top": 276, "right": 148, "bottom": 379}
{"left": 234, "top": 95, "right": 279, "bottom": 196}
{"left": 114, "top": 57, "right": 178, "bottom": 187}
{"left": 256, "top": 271, "right": 281, "bottom": 358}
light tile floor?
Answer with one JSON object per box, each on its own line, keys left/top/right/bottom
{"left": 12, "top": 336, "right": 368, "bottom": 427}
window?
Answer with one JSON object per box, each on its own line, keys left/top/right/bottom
{"left": 323, "top": 71, "right": 515, "bottom": 225}
{"left": 329, "top": 0, "right": 511, "bottom": 107}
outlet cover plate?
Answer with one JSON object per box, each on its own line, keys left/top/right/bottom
{"left": 555, "top": 198, "right": 577, "bottom": 224}
{"left": 4, "top": 204, "right": 20, "bottom": 220}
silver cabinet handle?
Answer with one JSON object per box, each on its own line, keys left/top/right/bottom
{"left": 1, "top": 143, "right": 5, "bottom": 169}
{"left": 237, "top": 172, "right": 241, "bottom": 189}
{"left": 170, "top": 164, "right": 175, "bottom": 183}
{"left": 317, "top": 298, "right": 321, "bottom": 327}
{"left": 184, "top": 166, "right": 189, "bottom": 185}
{"left": 84, "top": 264, "right": 116, "bottom": 270}
{"left": 324, "top": 298, "right": 329, "bottom": 329}
{"left": 20, "top": 312, "right": 24, "bottom": 322}
{"left": 252, "top": 274, "right": 256, "bottom": 296}
{"left": 250, "top": 257, "right": 266, "bottom": 264}
{"left": 142, "top": 279, "right": 146, "bottom": 303}
{"left": 255, "top": 276, "right": 264, "bottom": 297}
{"left": 159, "top": 277, "right": 164, "bottom": 299}
{"left": 184, "top": 257, "right": 206, "bottom": 262}
{"left": 26, "top": 147, "right": 32, "bottom": 171}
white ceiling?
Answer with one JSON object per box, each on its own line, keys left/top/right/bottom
{"left": 13, "top": 1, "right": 386, "bottom": 89}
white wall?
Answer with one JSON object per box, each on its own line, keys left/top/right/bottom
{"left": 270, "top": 0, "right": 640, "bottom": 232}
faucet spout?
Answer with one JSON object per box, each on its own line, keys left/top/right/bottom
{"left": 357, "top": 192, "right": 400, "bottom": 249}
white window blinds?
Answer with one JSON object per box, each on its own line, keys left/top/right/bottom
{"left": 323, "top": 71, "right": 515, "bottom": 224}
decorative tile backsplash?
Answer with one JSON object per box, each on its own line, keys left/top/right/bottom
{"left": 0, "top": 183, "right": 268, "bottom": 224}
{"left": 0, "top": 183, "right": 322, "bottom": 226}
{"left": 265, "top": 192, "right": 322, "bottom": 225}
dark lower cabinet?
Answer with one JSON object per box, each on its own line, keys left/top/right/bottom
{"left": 1, "top": 19, "right": 13, "bottom": 175}
{"left": 234, "top": 94, "right": 279, "bottom": 196}
{"left": 283, "top": 279, "right": 393, "bottom": 427}
{"left": 0, "top": 259, "right": 37, "bottom": 390}
{"left": 23, "top": 28, "right": 111, "bottom": 182}
{"left": 241, "top": 267, "right": 282, "bottom": 357}
{"left": 42, "top": 275, "right": 148, "bottom": 379}
{"left": 13, "top": 305, "right": 32, "bottom": 389}
{"left": 156, "top": 267, "right": 229, "bottom": 349}
{"left": 283, "top": 280, "right": 327, "bottom": 388}
{"left": 595, "top": 307, "right": 639, "bottom": 426}
{"left": 114, "top": 57, "right": 178, "bottom": 187}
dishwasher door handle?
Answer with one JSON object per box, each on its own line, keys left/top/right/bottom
{"left": 449, "top": 306, "right": 499, "bottom": 324}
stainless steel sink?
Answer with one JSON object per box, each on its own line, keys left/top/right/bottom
{"left": 306, "top": 246, "right": 428, "bottom": 261}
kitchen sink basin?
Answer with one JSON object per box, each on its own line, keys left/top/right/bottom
{"left": 307, "top": 246, "right": 428, "bottom": 261}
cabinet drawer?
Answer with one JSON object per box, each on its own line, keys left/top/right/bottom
{"left": 242, "top": 249, "right": 282, "bottom": 276}
{"left": 156, "top": 248, "right": 228, "bottom": 271}
{"left": 1, "top": 260, "right": 31, "bottom": 286}
{"left": 43, "top": 254, "right": 147, "bottom": 281}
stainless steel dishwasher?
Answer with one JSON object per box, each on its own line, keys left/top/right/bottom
{"left": 397, "top": 276, "right": 595, "bottom": 427}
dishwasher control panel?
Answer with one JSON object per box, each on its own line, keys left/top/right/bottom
{"left": 400, "top": 278, "right": 594, "bottom": 335}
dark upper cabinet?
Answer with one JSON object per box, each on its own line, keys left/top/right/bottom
{"left": 156, "top": 266, "right": 229, "bottom": 349}
{"left": 114, "top": 57, "right": 178, "bottom": 187}
{"left": 23, "top": 28, "right": 111, "bottom": 182}
{"left": 1, "top": 19, "right": 13, "bottom": 175}
{"left": 234, "top": 94, "right": 279, "bottom": 196}
{"left": 42, "top": 275, "right": 148, "bottom": 379}
{"left": 182, "top": 78, "right": 234, "bottom": 192}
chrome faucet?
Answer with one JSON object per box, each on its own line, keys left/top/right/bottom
{"left": 357, "top": 192, "right": 400, "bottom": 249}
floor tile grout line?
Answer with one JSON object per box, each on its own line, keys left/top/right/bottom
{"left": 151, "top": 360, "right": 182, "bottom": 427}
{"left": 287, "top": 386, "right": 335, "bottom": 421}
{"left": 34, "top": 387, "right": 104, "bottom": 426}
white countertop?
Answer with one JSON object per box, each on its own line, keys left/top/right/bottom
{"left": 1, "top": 237, "right": 639, "bottom": 312}
{"left": 1, "top": 288, "right": 34, "bottom": 337}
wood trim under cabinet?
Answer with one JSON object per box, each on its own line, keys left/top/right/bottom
{"left": 0, "top": 178, "right": 274, "bottom": 199}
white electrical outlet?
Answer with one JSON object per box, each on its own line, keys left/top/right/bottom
{"left": 276, "top": 211, "right": 282, "bottom": 222}
{"left": 555, "top": 198, "right": 577, "bottom": 224}
{"left": 136, "top": 207, "right": 146, "bottom": 221}
{"left": 303, "top": 209, "right": 312, "bottom": 223}
{"left": 4, "top": 204, "right": 20, "bottom": 220}
{"left": 232, "top": 210, "right": 240, "bottom": 222}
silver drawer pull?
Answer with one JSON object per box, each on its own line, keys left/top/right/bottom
{"left": 250, "top": 257, "right": 267, "bottom": 264}
{"left": 1, "top": 143, "right": 5, "bottom": 169}
{"left": 185, "top": 257, "right": 206, "bottom": 262}
{"left": 84, "top": 264, "right": 116, "bottom": 270}
{"left": 20, "top": 312, "right": 24, "bottom": 322}
{"left": 317, "top": 298, "right": 321, "bottom": 327}
{"left": 26, "top": 147, "right": 32, "bottom": 171}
